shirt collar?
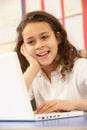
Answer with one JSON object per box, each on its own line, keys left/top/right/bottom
{"left": 37, "top": 66, "right": 62, "bottom": 77}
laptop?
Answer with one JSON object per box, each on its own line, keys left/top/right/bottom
{"left": 0, "top": 52, "right": 84, "bottom": 121}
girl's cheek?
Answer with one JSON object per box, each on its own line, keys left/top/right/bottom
{"left": 26, "top": 47, "right": 34, "bottom": 56}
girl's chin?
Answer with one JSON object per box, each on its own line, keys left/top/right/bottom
{"left": 39, "top": 61, "right": 52, "bottom": 67}
{"left": 37, "top": 58, "right": 54, "bottom": 66}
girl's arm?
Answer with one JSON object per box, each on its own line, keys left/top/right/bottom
{"left": 35, "top": 99, "right": 87, "bottom": 114}
{"left": 23, "top": 64, "right": 40, "bottom": 91}
{"left": 21, "top": 44, "right": 40, "bottom": 91}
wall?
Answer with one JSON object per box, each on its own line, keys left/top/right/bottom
{"left": 0, "top": 0, "right": 87, "bottom": 54}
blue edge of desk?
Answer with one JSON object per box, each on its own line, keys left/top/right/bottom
{"left": 0, "top": 115, "right": 87, "bottom": 129}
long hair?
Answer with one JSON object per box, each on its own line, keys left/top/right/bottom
{"left": 14, "top": 10, "right": 81, "bottom": 79}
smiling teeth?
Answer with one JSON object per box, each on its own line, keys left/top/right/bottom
{"left": 40, "top": 52, "right": 48, "bottom": 56}
{"left": 37, "top": 51, "right": 49, "bottom": 56}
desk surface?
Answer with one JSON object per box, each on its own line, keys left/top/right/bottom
{"left": 0, "top": 115, "right": 87, "bottom": 130}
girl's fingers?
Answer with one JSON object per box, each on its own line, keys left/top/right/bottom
{"left": 20, "top": 44, "right": 26, "bottom": 56}
{"left": 35, "top": 100, "right": 58, "bottom": 114}
{"left": 20, "top": 44, "right": 30, "bottom": 62}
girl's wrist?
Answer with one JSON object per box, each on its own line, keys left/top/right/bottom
{"left": 30, "top": 63, "right": 40, "bottom": 72}
{"left": 72, "top": 99, "right": 84, "bottom": 111}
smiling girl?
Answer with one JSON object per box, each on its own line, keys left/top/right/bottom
{"left": 15, "top": 11, "right": 87, "bottom": 114}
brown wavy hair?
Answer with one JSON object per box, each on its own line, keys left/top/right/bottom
{"left": 14, "top": 10, "right": 81, "bottom": 79}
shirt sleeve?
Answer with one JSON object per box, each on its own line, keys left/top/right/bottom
{"left": 76, "top": 58, "right": 87, "bottom": 93}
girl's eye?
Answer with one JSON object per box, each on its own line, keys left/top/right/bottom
{"left": 42, "top": 35, "right": 49, "bottom": 40}
{"left": 27, "top": 40, "right": 34, "bottom": 44}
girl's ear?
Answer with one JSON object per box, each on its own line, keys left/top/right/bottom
{"left": 56, "top": 32, "right": 61, "bottom": 44}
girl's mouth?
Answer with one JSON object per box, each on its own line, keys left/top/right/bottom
{"left": 36, "top": 51, "right": 50, "bottom": 57}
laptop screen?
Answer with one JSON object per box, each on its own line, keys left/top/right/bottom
{"left": 0, "top": 52, "right": 34, "bottom": 120}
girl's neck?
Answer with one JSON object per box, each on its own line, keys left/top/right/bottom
{"left": 41, "top": 61, "right": 58, "bottom": 81}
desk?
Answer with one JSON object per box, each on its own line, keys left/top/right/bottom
{"left": 0, "top": 115, "right": 87, "bottom": 130}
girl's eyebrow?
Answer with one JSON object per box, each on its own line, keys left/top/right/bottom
{"left": 26, "top": 37, "right": 33, "bottom": 41}
{"left": 25, "top": 32, "right": 49, "bottom": 41}
{"left": 39, "top": 32, "right": 49, "bottom": 36}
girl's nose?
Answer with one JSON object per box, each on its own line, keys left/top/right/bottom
{"left": 35, "top": 41, "right": 44, "bottom": 50}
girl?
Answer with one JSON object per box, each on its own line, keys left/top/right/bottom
{"left": 15, "top": 10, "right": 87, "bottom": 114}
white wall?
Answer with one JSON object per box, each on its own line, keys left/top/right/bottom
{"left": 0, "top": 0, "right": 21, "bottom": 54}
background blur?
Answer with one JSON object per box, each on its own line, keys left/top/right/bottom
{"left": 0, "top": 0, "right": 87, "bottom": 54}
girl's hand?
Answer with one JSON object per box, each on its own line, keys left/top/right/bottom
{"left": 20, "top": 44, "right": 40, "bottom": 68}
{"left": 35, "top": 100, "right": 76, "bottom": 114}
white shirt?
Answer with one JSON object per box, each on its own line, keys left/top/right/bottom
{"left": 28, "top": 58, "right": 87, "bottom": 107}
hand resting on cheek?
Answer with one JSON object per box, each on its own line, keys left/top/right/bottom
{"left": 20, "top": 44, "right": 40, "bottom": 68}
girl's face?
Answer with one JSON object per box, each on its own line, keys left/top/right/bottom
{"left": 22, "top": 22, "right": 60, "bottom": 66}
